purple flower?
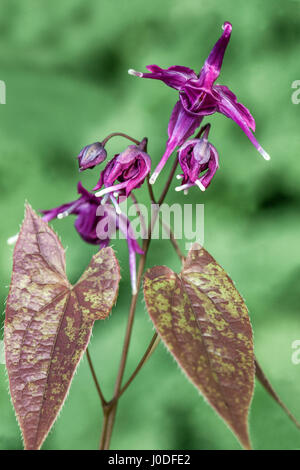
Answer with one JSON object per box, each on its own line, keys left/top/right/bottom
{"left": 129, "top": 21, "right": 269, "bottom": 184}
{"left": 41, "top": 182, "right": 102, "bottom": 245}
{"left": 78, "top": 142, "right": 107, "bottom": 171}
{"left": 41, "top": 182, "right": 142, "bottom": 293}
{"left": 94, "top": 138, "right": 151, "bottom": 199}
{"left": 175, "top": 125, "right": 219, "bottom": 194}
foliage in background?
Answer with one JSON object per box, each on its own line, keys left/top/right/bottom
{"left": 0, "top": 0, "right": 300, "bottom": 449}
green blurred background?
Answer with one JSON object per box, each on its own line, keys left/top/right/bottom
{"left": 0, "top": 0, "right": 300, "bottom": 450}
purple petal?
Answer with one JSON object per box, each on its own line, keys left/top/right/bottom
{"left": 93, "top": 161, "right": 113, "bottom": 191}
{"left": 150, "top": 102, "right": 202, "bottom": 184}
{"left": 178, "top": 139, "right": 201, "bottom": 184}
{"left": 74, "top": 204, "right": 100, "bottom": 245}
{"left": 41, "top": 182, "right": 104, "bottom": 245}
{"left": 199, "top": 145, "right": 219, "bottom": 189}
{"left": 117, "top": 212, "right": 143, "bottom": 255}
{"left": 77, "top": 181, "right": 95, "bottom": 201}
{"left": 108, "top": 147, "right": 151, "bottom": 195}
{"left": 41, "top": 199, "right": 80, "bottom": 222}
{"left": 117, "top": 211, "right": 144, "bottom": 293}
{"left": 178, "top": 140, "right": 195, "bottom": 181}
{"left": 198, "top": 22, "right": 232, "bottom": 88}
{"left": 180, "top": 85, "right": 218, "bottom": 115}
{"left": 214, "top": 86, "right": 270, "bottom": 160}
{"left": 94, "top": 146, "right": 151, "bottom": 196}
{"left": 124, "top": 159, "right": 151, "bottom": 196}
{"left": 128, "top": 243, "right": 137, "bottom": 294}
{"left": 214, "top": 85, "right": 255, "bottom": 131}
{"left": 169, "top": 101, "right": 203, "bottom": 147}
{"left": 136, "top": 64, "right": 197, "bottom": 90}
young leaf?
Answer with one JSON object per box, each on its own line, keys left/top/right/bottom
{"left": 143, "top": 243, "right": 254, "bottom": 449}
{"left": 5, "top": 204, "right": 120, "bottom": 450}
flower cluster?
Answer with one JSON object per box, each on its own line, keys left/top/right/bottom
{"left": 41, "top": 137, "right": 151, "bottom": 294}
{"left": 129, "top": 21, "right": 269, "bottom": 188}
{"left": 41, "top": 182, "right": 143, "bottom": 293}
{"left": 11, "top": 21, "right": 269, "bottom": 294}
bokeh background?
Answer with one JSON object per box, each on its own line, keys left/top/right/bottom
{"left": 0, "top": 0, "right": 300, "bottom": 450}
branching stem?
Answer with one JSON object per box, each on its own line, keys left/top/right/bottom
{"left": 101, "top": 132, "right": 140, "bottom": 146}
{"left": 117, "top": 332, "right": 160, "bottom": 399}
{"left": 98, "top": 158, "right": 178, "bottom": 450}
{"left": 86, "top": 347, "right": 107, "bottom": 407}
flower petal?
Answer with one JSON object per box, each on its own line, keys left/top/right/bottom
{"left": 150, "top": 102, "right": 202, "bottom": 184}
{"left": 74, "top": 204, "right": 100, "bottom": 245}
{"left": 41, "top": 200, "right": 80, "bottom": 222}
{"left": 199, "top": 145, "right": 219, "bottom": 189}
{"left": 198, "top": 21, "right": 232, "bottom": 88}
{"left": 214, "top": 86, "right": 270, "bottom": 160}
{"left": 117, "top": 211, "right": 144, "bottom": 294}
{"left": 214, "top": 85, "right": 256, "bottom": 131}
{"left": 94, "top": 146, "right": 151, "bottom": 196}
{"left": 139, "top": 64, "right": 198, "bottom": 90}
{"left": 168, "top": 102, "right": 203, "bottom": 148}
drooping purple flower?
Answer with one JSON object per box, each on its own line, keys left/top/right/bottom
{"left": 78, "top": 142, "right": 107, "bottom": 171}
{"left": 129, "top": 21, "right": 269, "bottom": 184}
{"left": 175, "top": 124, "right": 219, "bottom": 194}
{"left": 41, "top": 182, "right": 103, "bottom": 245}
{"left": 41, "top": 182, "right": 142, "bottom": 293}
{"left": 94, "top": 138, "right": 151, "bottom": 199}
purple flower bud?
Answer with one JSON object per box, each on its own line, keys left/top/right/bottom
{"left": 176, "top": 126, "right": 219, "bottom": 194}
{"left": 78, "top": 142, "right": 107, "bottom": 171}
{"left": 129, "top": 21, "right": 269, "bottom": 184}
{"left": 94, "top": 139, "right": 151, "bottom": 199}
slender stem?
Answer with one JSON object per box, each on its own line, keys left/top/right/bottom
{"left": 102, "top": 132, "right": 140, "bottom": 146}
{"left": 147, "top": 169, "right": 185, "bottom": 264}
{"left": 99, "top": 157, "right": 178, "bottom": 450}
{"left": 160, "top": 217, "right": 185, "bottom": 264}
{"left": 86, "top": 347, "right": 107, "bottom": 407}
{"left": 118, "top": 333, "right": 160, "bottom": 399}
{"left": 158, "top": 159, "right": 178, "bottom": 205}
{"left": 100, "top": 241, "right": 150, "bottom": 450}
{"left": 109, "top": 190, "right": 185, "bottom": 401}
{"left": 99, "top": 408, "right": 111, "bottom": 450}
{"left": 110, "top": 214, "right": 184, "bottom": 402}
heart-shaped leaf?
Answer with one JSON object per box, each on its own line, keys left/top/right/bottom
{"left": 143, "top": 243, "right": 254, "bottom": 449}
{"left": 5, "top": 204, "right": 120, "bottom": 450}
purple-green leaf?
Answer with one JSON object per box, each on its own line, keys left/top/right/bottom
{"left": 5, "top": 204, "right": 120, "bottom": 450}
{"left": 143, "top": 243, "right": 254, "bottom": 449}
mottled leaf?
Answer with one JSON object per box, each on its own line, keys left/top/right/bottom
{"left": 5, "top": 204, "right": 120, "bottom": 450}
{"left": 143, "top": 243, "right": 254, "bottom": 449}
